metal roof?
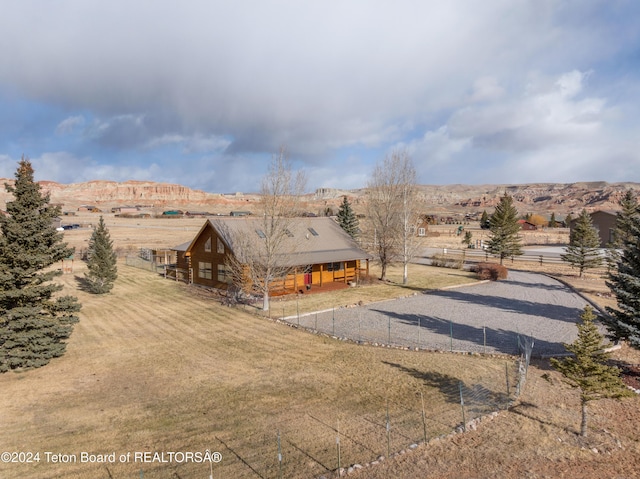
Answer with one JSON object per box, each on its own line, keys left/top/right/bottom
{"left": 204, "top": 216, "right": 372, "bottom": 266}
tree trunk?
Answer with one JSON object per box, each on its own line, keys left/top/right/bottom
{"left": 580, "top": 400, "right": 588, "bottom": 437}
{"left": 263, "top": 291, "right": 270, "bottom": 312}
{"left": 380, "top": 261, "right": 387, "bottom": 281}
{"left": 403, "top": 263, "right": 408, "bottom": 285}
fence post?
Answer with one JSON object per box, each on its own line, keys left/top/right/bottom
{"left": 459, "top": 382, "right": 466, "bottom": 432}
{"left": 332, "top": 307, "right": 335, "bottom": 336}
{"left": 277, "top": 430, "right": 283, "bottom": 479}
{"left": 505, "top": 363, "right": 511, "bottom": 408}
{"left": 386, "top": 399, "right": 391, "bottom": 459}
{"left": 336, "top": 420, "right": 341, "bottom": 477}
{"left": 418, "top": 316, "right": 421, "bottom": 349}
{"left": 539, "top": 255, "right": 543, "bottom": 265}
{"left": 421, "top": 391, "right": 428, "bottom": 443}
{"left": 483, "top": 325, "right": 486, "bottom": 354}
{"left": 449, "top": 320, "right": 453, "bottom": 352}
{"left": 388, "top": 315, "right": 391, "bottom": 345}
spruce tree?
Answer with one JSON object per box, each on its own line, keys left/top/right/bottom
{"left": 604, "top": 203, "right": 640, "bottom": 348}
{"left": 0, "top": 158, "right": 81, "bottom": 372}
{"left": 336, "top": 195, "right": 359, "bottom": 239}
{"left": 480, "top": 210, "right": 490, "bottom": 229}
{"left": 549, "top": 212, "right": 557, "bottom": 228}
{"left": 561, "top": 209, "right": 603, "bottom": 278}
{"left": 551, "top": 306, "right": 632, "bottom": 437}
{"left": 605, "top": 190, "right": 638, "bottom": 271}
{"left": 84, "top": 216, "right": 118, "bottom": 294}
{"left": 486, "top": 193, "right": 522, "bottom": 264}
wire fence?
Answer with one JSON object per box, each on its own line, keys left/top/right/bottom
{"left": 203, "top": 350, "right": 529, "bottom": 479}
{"left": 280, "top": 305, "right": 538, "bottom": 357}
{"left": 192, "top": 330, "right": 534, "bottom": 478}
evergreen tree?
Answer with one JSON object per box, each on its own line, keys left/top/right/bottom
{"left": 605, "top": 190, "right": 638, "bottom": 271}
{"left": 564, "top": 212, "right": 573, "bottom": 227}
{"left": 612, "top": 190, "right": 639, "bottom": 247}
{"left": 551, "top": 306, "right": 632, "bottom": 437}
{"left": 84, "top": 216, "right": 118, "bottom": 294}
{"left": 462, "top": 230, "right": 473, "bottom": 248}
{"left": 604, "top": 203, "right": 640, "bottom": 348}
{"left": 486, "top": 193, "right": 522, "bottom": 265}
{"left": 479, "top": 210, "right": 490, "bottom": 229}
{"left": 336, "top": 196, "right": 359, "bottom": 239}
{"left": 0, "top": 158, "right": 80, "bottom": 372}
{"left": 549, "top": 212, "right": 557, "bottom": 228}
{"left": 561, "top": 209, "right": 603, "bottom": 278}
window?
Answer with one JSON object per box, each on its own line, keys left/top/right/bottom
{"left": 418, "top": 227, "right": 426, "bottom": 237}
{"left": 217, "top": 264, "right": 227, "bottom": 282}
{"left": 204, "top": 237, "right": 212, "bottom": 252}
{"left": 308, "top": 227, "right": 319, "bottom": 236}
{"left": 327, "top": 262, "right": 343, "bottom": 272}
{"left": 256, "top": 229, "right": 266, "bottom": 239}
{"left": 217, "top": 237, "right": 225, "bottom": 254}
{"left": 198, "top": 262, "right": 212, "bottom": 279}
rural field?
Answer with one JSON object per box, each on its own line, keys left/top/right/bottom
{"left": 1, "top": 214, "right": 639, "bottom": 478}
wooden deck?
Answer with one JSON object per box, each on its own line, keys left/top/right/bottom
{"left": 271, "top": 280, "right": 351, "bottom": 298}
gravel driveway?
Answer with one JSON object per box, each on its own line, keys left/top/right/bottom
{"left": 288, "top": 271, "right": 596, "bottom": 356}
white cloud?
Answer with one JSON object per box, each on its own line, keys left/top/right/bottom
{"left": 0, "top": 2, "right": 638, "bottom": 189}
{"left": 55, "top": 115, "right": 85, "bottom": 135}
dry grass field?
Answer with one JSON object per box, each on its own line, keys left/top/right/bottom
{"left": 1, "top": 214, "right": 639, "bottom": 478}
{"left": 0, "top": 258, "right": 515, "bottom": 479}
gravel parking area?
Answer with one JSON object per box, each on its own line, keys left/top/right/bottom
{"left": 286, "top": 270, "right": 596, "bottom": 356}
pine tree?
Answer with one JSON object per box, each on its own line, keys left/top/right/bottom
{"left": 0, "top": 158, "right": 81, "bottom": 372}
{"left": 612, "top": 190, "right": 639, "bottom": 247}
{"left": 486, "top": 193, "right": 522, "bottom": 265}
{"left": 462, "top": 230, "right": 473, "bottom": 247}
{"left": 551, "top": 306, "right": 632, "bottom": 437}
{"left": 605, "top": 190, "right": 638, "bottom": 271}
{"left": 561, "top": 209, "right": 603, "bottom": 278}
{"left": 84, "top": 216, "right": 118, "bottom": 294}
{"left": 480, "top": 210, "right": 490, "bottom": 229}
{"left": 549, "top": 212, "right": 557, "bottom": 228}
{"left": 564, "top": 212, "right": 573, "bottom": 227}
{"left": 604, "top": 203, "right": 640, "bottom": 348}
{"left": 336, "top": 196, "right": 359, "bottom": 239}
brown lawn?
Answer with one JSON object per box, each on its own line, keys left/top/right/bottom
{"left": 1, "top": 216, "right": 638, "bottom": 478}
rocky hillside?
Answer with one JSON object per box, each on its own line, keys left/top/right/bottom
{"left": 0, "top": 179, "right": 638, "bottom": 216}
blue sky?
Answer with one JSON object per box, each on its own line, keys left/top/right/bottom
{"left": 0, "top": 0, "right": 639, "bottom": 193}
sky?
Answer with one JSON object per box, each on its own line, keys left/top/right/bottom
{"left": 0, "top": 0, "right": 639, "bottom": 193}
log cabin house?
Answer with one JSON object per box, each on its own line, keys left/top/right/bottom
{"left": 170, "top": 217, "right": 372, "bottom": 294}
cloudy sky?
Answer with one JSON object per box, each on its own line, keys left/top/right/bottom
{"left": 0, "top": 1, "right": 638, "bottom": 193}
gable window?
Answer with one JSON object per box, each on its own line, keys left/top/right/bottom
{"left": 217, "top": 237, "right": 225, "bottom": 254}
{"left": 418, "top": 227, "right": 426, "bottom": 237}
{"left": 198, "top": 262, "right": 212, "bottom": 279}
{"left": 204, "top": 237, "right": 212, "bottom": 252}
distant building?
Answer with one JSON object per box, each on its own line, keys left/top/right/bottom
{"left": 570, "top": 210, "right": 618, "bottom": 247}
{"left": 517, "top": 220, "right": 538, "bottom": 231}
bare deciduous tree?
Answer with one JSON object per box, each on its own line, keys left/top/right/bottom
{"left": 365, "top": 149, "right": 418, "bottom": 283}
{"left": 223, "top": 147, "right": 306, "bottom": 312}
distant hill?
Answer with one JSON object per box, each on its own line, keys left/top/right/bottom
{"left": 0, "top": 179, "right": 638, "bottom": 217}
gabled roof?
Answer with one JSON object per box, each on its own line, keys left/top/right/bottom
{"left": 185, "top": 216, "right": 371, "bottom": 266}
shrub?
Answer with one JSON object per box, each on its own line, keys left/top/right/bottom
{"left": 472, "top": 262, "right": 508, "bottom": 281}
{"left": 430, "top": 253, "right": 463, "bottom": 269}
